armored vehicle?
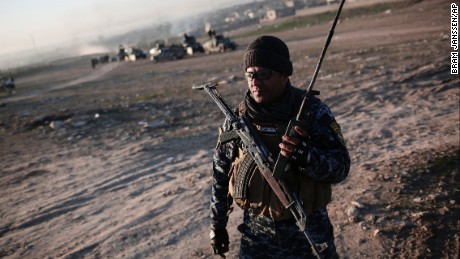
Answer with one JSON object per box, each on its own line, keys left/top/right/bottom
{"left": 149, "top": 44, "right": 185, "bottom": 62}
{"left": 203, "top": 34, "right": 237, "bottom": 54}
{"left": 182, "top": 34, "right": 204, "bottom": 55}
{"left": 126, "top": 47, "right": 147, "bottom": 61}
{"left": 0, "top": 76, "right": 15, "bottom": 95}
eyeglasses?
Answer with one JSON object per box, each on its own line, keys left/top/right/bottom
{"left": 244, "top": 70, "right": 274, "bottom": 81}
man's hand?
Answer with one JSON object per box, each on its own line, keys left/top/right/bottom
{"left": 279, "top": 126, "right": 311, "bottom": 167}
{"left": 210, "top": 228, "right": 229, "bottom": 257}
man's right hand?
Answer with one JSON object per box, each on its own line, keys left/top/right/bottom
{"left": 210, "top": 228, "right": 229, "bottom": 257}
{"left": 279, "top": 125, "right": 310, "bottom": 158}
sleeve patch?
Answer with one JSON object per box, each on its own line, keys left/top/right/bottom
{"left": 330, "top": 121, "right": 346, "bottom": 147}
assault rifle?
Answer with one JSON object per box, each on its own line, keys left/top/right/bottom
{"left": 192, "top": 83, "right": 327, "bottom": 258}
{"left": 273, "top": 0, "right": 346, "bottom": 179}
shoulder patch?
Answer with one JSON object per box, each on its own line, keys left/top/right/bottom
{"left": 330, "top": 121, "right": 346, "bottom": 147}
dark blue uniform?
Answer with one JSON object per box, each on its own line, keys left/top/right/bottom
{"left": 210, "top": 85, "right": 350, "bottom": 258}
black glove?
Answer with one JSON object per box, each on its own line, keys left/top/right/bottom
{"left": 290, "top": 139, "right": 311, "bottom": 168}
{"left": 210, "top": 228, "right": 229, "bottom": 257}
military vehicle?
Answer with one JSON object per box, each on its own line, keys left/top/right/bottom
{"left": 0, "top": 76, "right": 15, "bottom": 95}
{"left": 116, "top": 45, "right": 128, "bottom": 61}
{"left": 202, "top": 34, "right": 237, "bottom": 54}
{"left": 182, "top": 34, "right": 204, "bottom": 55}
{"left": 125, "top": 47, "right": 147, "bottom": 61}
{"left": 149, "top": 43, "right": 186, "bottom": 63}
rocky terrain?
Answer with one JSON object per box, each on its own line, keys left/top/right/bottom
{"left": 0, "top": 0, "right": 458, "bottom": 258}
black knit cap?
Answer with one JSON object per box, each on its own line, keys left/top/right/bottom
{"left": 244, "top": 35, "right": 293, "bottom": 76}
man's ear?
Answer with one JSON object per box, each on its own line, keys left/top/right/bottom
{"left": 280, "top": 73, "right": 289, "bottom": 84}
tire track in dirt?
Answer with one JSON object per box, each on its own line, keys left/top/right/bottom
{"left": 2, "top": 62, "right": 122, "bottom": 104}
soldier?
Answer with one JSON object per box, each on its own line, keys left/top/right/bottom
{"left": 210, "top": 35, "right": 350, "bottom": 258}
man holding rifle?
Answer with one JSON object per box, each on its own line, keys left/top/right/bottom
{"left": 209, "top": 35, "right": 350, "bottom": 258}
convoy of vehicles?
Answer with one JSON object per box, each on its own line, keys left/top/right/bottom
{"left": 147, "top": 33, "right": 237, "bottom": 63}
{"left": 90, "top": 32, "right": 237, "bottom": 67}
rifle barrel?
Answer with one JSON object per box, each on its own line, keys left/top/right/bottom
{"left": 296, "top": 0, "right": 346, "bottom": 121}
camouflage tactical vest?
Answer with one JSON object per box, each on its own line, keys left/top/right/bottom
{"left": 226, "top": 102, "right": 331, "bottom": 221}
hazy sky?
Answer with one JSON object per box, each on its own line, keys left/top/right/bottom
{"left": 0, "top": 0, "right": 252, "bottom": 56}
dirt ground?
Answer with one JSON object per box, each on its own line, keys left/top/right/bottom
{"left": 0, "top": 0, "right": 458, "bottom": 258}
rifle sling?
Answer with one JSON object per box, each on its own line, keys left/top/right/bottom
{"left": 259, "top": 168, "right": 292, "bottom": 208}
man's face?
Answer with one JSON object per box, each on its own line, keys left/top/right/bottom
{"left": 245, "top": 67, "right": 289, "bottom": 104}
